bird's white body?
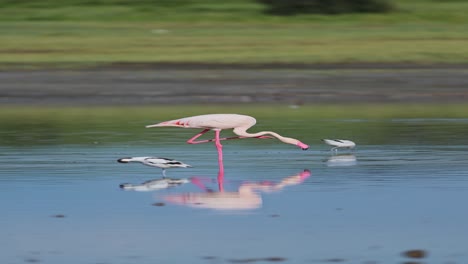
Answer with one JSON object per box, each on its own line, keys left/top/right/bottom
{"left": 120, "top": 178, "right": 189, "bottom": 192}
{"left": 322, "top": 139, "right": 356, "bottom": 152}
{"left": 117, "top": 157, "right": 191, "bottom": 177}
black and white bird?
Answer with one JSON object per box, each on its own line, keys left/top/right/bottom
{"left": 322, "top": 139, "right": 356, "bottom": 152}
{"left": 117, "top": 157, "right": 192, "bottom": 177}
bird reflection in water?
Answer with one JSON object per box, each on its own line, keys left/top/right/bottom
{"left": 162, "top": 169, "right": 311, "bottom": 211}
{"left": 325, "top": 154, "right": 357, "bottom": 167}
{"left": 120, "top": 178, "right": 190, "bottom": 192}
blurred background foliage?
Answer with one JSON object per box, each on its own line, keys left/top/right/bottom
{"left": 0, "top": 0, "right": 466, "bottom": 22}
{"left": 0, "top": 0, "right": 394, "bottom": 16}
{"left": 1, "top": 0, "right": 468, "bottom": 66}
{"left": 258, "top": 0, "right": 393, "bottom": 15}
{"left": 1, "top": 1, "right": 468, "bottom": 147}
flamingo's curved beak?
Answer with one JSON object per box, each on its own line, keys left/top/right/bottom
{"left": 296, "top": 141, "right": 309, "bottom": 150}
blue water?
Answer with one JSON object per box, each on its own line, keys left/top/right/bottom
{"left": 1, "top": 118, "right": 468, "bottom": 264}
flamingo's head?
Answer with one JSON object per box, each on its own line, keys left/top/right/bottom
{"left": 281, "top": 137, "right": 309, "bottom": 150}
{"left": 296, "top": 141, "right": 309, "bottom": 150}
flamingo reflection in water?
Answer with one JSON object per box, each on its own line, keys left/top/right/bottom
{"left": 162, "top": 169, "right": 311, "bottom": 211}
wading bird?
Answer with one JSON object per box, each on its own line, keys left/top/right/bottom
{"left": 322, "top": 139, "right": 356, "bottom": 153}
{"left": 145, "top": 114, "right": 309, "bottom": 173}
{"left": 117, "top": 157, "right": 191, "bottom": 177}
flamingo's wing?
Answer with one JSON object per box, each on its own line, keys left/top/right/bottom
{"left": 146, "top": 114, "right": 255, "bottom": 130}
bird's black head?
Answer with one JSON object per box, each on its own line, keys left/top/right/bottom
{"left": 119, "top": 183, "right": 131, "bottom": 189}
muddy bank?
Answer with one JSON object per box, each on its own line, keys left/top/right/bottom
{"left": 1, "top": 65, "right": 468, "bottom": 105}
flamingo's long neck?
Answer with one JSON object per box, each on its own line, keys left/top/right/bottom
{"left": 233, "top": 127, "right": 297, "bottom": 145}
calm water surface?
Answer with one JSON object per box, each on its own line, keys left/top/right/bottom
{"left": 1, "top": 118, "right": 468, "bottom": 264}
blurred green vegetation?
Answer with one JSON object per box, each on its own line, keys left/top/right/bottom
{"left": 258, "top": 0, "right": 393, "bottom": 15}
{"left": 0, "top": 0, "right": 466, "bottom": 23}
{"left": 2, "top": 104, "right": 468, "bottom": 146}
{"left": 0, "top": 0, "right": 467, "bottom": 67}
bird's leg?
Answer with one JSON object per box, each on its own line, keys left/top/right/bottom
{"left": 190, "top": 177, "right": 209, "bottom": 191}
{"left": 187, "top": 129, "right": 271, "bottom": 145}
{"left": 214, "top": 129, "right": 224, "bottom": 176}
{"left": 199, "top": 135, "right": 272, "bottom": 142}
{"left": 219, "top": 135, "right": 273, "bottom": 140}
{"left": 186, "top": 129, "right": 211, "bottom": 144}
{"left": 217, "top": 169, "right": 225, "bottom": 192}
{"left": 190, "top": 177, "right": 216, "bottom": 192}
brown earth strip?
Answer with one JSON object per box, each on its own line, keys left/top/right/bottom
{"left": 1, "top": 64, "right": 467, "bottom": 105}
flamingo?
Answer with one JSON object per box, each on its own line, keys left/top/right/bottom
{"left": 145, "top": 114, "right": 309, "bottom": 173}
{"left": 163, "top": 169, "right": 311, "bottom": 211}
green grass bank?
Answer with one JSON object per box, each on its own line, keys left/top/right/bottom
{"left": 3, "top": 104, "right": 468, "bottom": 123}
{"left": 1, "top": 0, "right": 468, "bottom": 68}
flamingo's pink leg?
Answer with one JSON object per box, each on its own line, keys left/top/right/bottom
{"left": 187, "top": 128, "right": 269, "bottom": 187}
{"left": 214, "top": 130, "right": 224, "bottom": 176}
{"left": 187, "top": 129, "right": 272, "bottom": 145}
{"left": 190, "top": 177, "right": 210, "bottom": 191}
{"left": 217, "top": 169, "right": 224, "bottom": 192}
{"left": 186, "top": 129, "right": 211, "bottom": 144}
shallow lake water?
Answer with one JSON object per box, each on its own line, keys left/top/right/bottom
{"left": 1, "top": 115, "right": 468, "bottom": 264}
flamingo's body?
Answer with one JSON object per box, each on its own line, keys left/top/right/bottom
{"left": 146, "top": 114, "right": 309, "bottom": 173}
{"left": 322, "top": 139, "right": 356, "bottom": 152}
{"left": 117, "top": 157, "right": 191, "bottom": 177}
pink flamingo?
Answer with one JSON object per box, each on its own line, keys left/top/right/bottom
{"left": 145, "top": 114, "right": 309, "bottom": 174}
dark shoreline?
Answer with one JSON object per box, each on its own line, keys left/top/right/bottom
{"left": 1, "top": 64, "right": 468, "bottom": 105}
{"left": 3, "top": 62, "right": 468, "bottom": 71}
